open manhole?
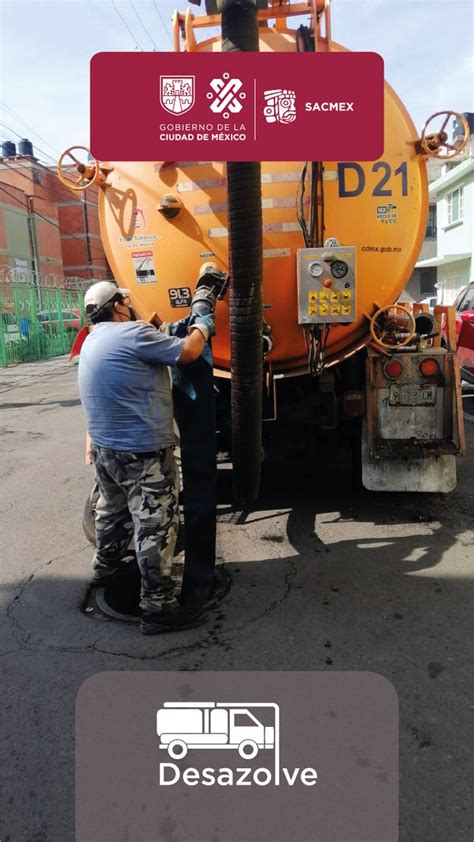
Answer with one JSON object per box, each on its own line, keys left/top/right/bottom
{"left": 84, "top": 562, "right": 230, "bottom": 623}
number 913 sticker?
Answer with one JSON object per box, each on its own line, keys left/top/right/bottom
{"left": 168, "top": 287, "right": 192, "bottom": 308}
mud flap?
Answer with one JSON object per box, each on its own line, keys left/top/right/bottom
{"left": 361, "top": 421, "right": 457, "bottom": 493}
{"left": 173, "top": 352, "right": 217, "bottom": 609}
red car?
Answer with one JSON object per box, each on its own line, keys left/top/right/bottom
{"left": 37, "top": 308, "right": 81, "bottom": 333}
{"left": 454, "top": 282, "right": 474, "bottom": 382}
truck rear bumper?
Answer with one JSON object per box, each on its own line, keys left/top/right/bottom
{"left": 362, "top": 347, "right": 463, "bottom": 492}
{"left": 361, "top": 421, "right": 457, "bottom": 492}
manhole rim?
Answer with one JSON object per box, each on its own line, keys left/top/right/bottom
{"left": 86, "top": 565, "right": 231, "bottom": 624}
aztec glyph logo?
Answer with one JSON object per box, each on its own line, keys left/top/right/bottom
{"left": 263, "top": 89, "right": 297, "bottom": 124}
{"left": 160, "top": 76, "right": 195, "bottom": 115}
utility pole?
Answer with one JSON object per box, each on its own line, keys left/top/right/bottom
{"left": 82, "top": 192, "right": 93, "bottom": 279}
{"left": 26, "top": 195, "right": 42, "bottom": 310}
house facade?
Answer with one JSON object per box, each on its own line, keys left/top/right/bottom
{"left": 412, "top": 114, "right": 474, "bottom": 305}
{"left": 0, "top": 139, "right": 111, "bottom": 285}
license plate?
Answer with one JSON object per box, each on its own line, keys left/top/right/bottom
{"left": 389, "top": 385, "right": 436, "bottom": 406}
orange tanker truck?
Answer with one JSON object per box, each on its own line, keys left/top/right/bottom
{"left": 58, "top": 0, "right": 469, "bottom": 507}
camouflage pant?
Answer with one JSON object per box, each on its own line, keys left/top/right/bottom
{"left": 91, "top": 446, "right": 179, "bottom": 612}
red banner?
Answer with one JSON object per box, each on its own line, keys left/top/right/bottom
{"left": 90, "top": 51, "right": 384, "bottom": 162}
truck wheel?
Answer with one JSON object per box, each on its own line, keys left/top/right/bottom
{"left": 168, "top": 740, "right": 188, "bottom": 760}
{"left": 238, "top": 739, "right": 258, "bottom": 760}
{"left": 82, "top": 483, "right": 99, "bottom": 545}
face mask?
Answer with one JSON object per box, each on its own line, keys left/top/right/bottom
{"left": 115, "top": 301, "right": 137, "bottom": 321}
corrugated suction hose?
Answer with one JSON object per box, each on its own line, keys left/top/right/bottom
{"left": 221, "top": 0, "right": 263, "bottom": 508}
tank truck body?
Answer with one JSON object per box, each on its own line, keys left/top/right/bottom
{"left": 59, "top": 0, "right": 469, "bottom": 503}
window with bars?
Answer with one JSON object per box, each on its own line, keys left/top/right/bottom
{"left": 446, "top": 186, "right": 463, "bottom": 225}
{"left": 426, "top": 205, "right": 437, "bottom": 237}
{"left": 420, "top": 268, "right": 437, "bottom": 295}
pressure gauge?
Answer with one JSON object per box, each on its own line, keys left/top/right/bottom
{"left": 330, "top": 260, "right": 348, "bottom": 279}
{"left": 309, "top": 261, "right": 324, "bottom": 278}
{"left": 324, "top": 237, "right": 340, "bottom": 248}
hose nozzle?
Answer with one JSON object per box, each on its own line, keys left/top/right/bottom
{"left": 190, "top": 263, "right": 230, "bottom": 316}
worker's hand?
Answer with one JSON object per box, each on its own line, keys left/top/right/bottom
{"left": 85, "top": 431, "right": 93, "bottom": 466}
{"left": 189, "top": 313, "right": 216, "bottom": 341}
{"left": 190, "top": 265, "right": 229, "bottom": 318}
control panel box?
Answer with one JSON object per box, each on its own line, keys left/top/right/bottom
{"left": 297, "top": 246, "right": 357, "bottom": 325}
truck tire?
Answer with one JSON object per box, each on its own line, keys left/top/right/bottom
{"left": 168, "top": 740, "right": 188, "bottom": 760}
{"left": 238, "top": 739, "right": 258, "bottom": 759}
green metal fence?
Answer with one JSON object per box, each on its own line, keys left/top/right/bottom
{"left": 0, "top": 283, "right": 85, "bottom": 366}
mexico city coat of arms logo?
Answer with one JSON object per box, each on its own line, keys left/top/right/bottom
{"left": 160, "top": 76, "right": 195, "bottom": 115}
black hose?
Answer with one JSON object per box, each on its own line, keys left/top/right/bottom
{"left": 222, "top": 0, "right": 263, "bottom": 508}
{"left": 228, "top": 161, "right": 263, "bottom": 507}
{"left": 296, "top": 24, "right": 314, "bottom": 53}
{"left": 220, "top": 0, "right": 259, "bottom": 51}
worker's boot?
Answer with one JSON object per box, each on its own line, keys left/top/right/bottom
{"left": 140, "top": 604, "right": 207, "bottom": 635}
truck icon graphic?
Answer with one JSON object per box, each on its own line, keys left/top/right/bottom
{"left": 156, "top": 702, "right": 279, "bottom": 761}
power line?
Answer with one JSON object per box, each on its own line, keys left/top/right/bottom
{"left": 0, "top": 101, "right": 62, "bottom": 157}
{"left": 111, "top": 0, "right": 145, "bottom": 50}
{"left": 0, "top": 122, "right": 57, "bottom": 164}
{"left": 152, "top": 0, "right": 173, "bottom": 47}
{"left": 0, "top": 183, "right": 108, "bottom": 263}
{"left": 129, "top": 0, "right": 158, "bottom": 49}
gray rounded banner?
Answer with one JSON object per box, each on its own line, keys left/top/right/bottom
{"left": 76, "top": 671, "right": 398, "bottom": 841}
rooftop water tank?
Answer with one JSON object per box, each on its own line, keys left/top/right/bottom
{"left": 18, "top": 138, "right": 34, "bottom": 157}
{"left": 1, "top": 140, "right": 16, "bottom": 158}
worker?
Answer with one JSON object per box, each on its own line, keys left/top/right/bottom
{"left": 77, "top": 279, "right": 216, "bottom": 635}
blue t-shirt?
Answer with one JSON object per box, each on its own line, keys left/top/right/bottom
{"left": 78, "top": 321, "right": 185, "bottom": 451}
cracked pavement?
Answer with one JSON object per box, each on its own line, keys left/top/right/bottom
{"left": 0, "top": 356, "right": 473, "bottom": 841}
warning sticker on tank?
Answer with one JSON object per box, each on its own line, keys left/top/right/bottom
{"left": 131, "top": 250, "right": 157, "bottom": 284}
{"left": 376, "top": 203, "right": 398, "bottom": 224}
{"left": 168, "top": 287, "right": 192, "bottom": 308}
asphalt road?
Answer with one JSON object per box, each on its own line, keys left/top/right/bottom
{"left": 0, "top": 356, "right": 473, "bottom": 841}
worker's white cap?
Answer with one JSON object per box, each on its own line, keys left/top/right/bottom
{"left": 84, "top": 281, "right": 130, "bottom": 314}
